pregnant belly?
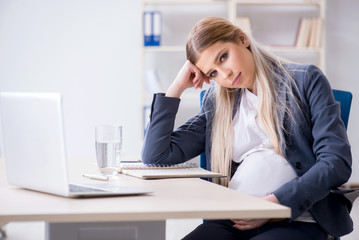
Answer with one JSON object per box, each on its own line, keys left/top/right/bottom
{"left": 228, "top": 149, "right": 297, "bottom": 197}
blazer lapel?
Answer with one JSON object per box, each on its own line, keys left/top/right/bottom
{"left": 276, "top": 75, "right": 289, "bottom": 155}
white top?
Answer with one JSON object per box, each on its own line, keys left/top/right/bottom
{"left": 228, "top": 89, "right": 314, "bottom": 222}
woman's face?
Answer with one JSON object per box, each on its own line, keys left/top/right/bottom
{"left": 195, "top": 35, "right": 255, "bottom": 92}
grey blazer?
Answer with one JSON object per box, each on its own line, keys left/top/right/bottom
{"left": 141, "top": 64, "right": 352, "bottom": 237}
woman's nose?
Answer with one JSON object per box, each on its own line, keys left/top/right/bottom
{"left": 219, "top": 68, "right": 232, "bottom": 79}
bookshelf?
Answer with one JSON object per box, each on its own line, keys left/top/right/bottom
{"left": 140, "top": 0, "right": 326, "bottom": 134}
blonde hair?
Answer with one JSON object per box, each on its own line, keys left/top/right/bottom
{"left": 186, "top": 17, "right": 296, "bottom": 186}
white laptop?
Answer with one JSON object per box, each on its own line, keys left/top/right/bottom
{"left": 0, "top": 92, "right": 152, "bottom": 197}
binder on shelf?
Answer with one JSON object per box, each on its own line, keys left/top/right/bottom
{"left": 311, "top": 18, "right": 323, "bottom": 48}
{"left": 143, "top": 11, "right": 152, "bottom": 46}
{"left": 295, "top": 17, "right": 322, "bottom": 49}
{"left": 235, "top": 17, "right": 252, "bottom": 36}
{"left": 143, "top": 11, "right": 162, "bottom": 46}
{"left": 295, "top": 18, "right": 311, "bottom": 48}
{"left": 308, "top": 18, "right": 317, "bottom": 48}
{"left": 152, "top": 11, "right": 162, "bottom": 46}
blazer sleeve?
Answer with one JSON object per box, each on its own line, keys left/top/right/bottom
{"left": 141, "top": 93, "right": 207, "bottom": 165}
{"left": 273, "top": 65, "right": 352, "bottom": 219}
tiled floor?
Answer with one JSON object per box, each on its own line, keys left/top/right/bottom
{"left": 1, "top": 200, "right": 358, "bottom": 240}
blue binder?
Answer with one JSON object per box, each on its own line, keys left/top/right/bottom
{"left": 143, "top": 11, "right": 161, "bottom": 46}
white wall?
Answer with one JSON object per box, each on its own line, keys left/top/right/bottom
{"left": 326, "top": 0, "right": 359, "bottom": 183}
{"left": 0, "top": 0, "right": 142, "bottom": 159}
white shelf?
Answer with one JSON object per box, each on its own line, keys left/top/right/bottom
{"left": 236, "top": 0, "right": 322, "bottom": 6}
{"left": 144, "top": 0, "right": 322, "bottom": 5}
{"left": 265, "top": 46, "right": 322, "bottom": 53}
{"left": 143, "top": 45, "right": 321, "bottom": 53}
{"left": 143, "top": 46, "right": 185, "bottom": 53}
{"left": 143, "top": 0, "right": 228, "bottom": 5}
{"left": 143, "top": 91, "right": 202, "bottom": 101}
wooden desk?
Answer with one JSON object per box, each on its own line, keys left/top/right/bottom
{"left": 0, "top": 158, "right": 291, "bottom": 239}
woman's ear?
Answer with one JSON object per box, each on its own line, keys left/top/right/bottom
{"left": 238, "top": 32, "right": 250, "bottom": 48}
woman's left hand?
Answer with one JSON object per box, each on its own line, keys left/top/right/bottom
{"left": 231, "top": 218, "right": 269, "bottom": 230}
{"left": 231, "top": 194, "right": 280, "bottom": 230}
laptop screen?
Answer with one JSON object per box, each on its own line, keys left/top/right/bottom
{"left": 0, "top": 92, "right": 70, "bottom": 195}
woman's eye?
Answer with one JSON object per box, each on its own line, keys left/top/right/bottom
{"left": 210, "top": 70, "right": 217, "bottom": 78}
{"left": 220, "top": 53, "right": 227, "bottom": 62}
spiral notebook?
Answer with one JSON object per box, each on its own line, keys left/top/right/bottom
{"left": 119, "top": 162, "right": 224, "bottom": 179}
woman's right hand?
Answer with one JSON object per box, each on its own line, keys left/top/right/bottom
{"left": 166, "top": 60, "right": 210, "bottom": 98}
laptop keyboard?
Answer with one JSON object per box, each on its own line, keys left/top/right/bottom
{"left": 69, "top": 184, "right": 108, "bottom": 193}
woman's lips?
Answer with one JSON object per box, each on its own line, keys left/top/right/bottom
{"left": 232, "top": 72, "right": 242, "bottom": 86}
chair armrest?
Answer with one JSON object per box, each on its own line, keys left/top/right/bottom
{"left": 330, "top": 187, "right": 359, "bottom": 212}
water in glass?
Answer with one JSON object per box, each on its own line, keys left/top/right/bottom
{"left": 96, "top": 141, "right": 122, "bottom": 175}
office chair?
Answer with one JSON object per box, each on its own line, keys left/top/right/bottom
{"left": 199, "top": 89, "right": 359, "bottom": 240}
{"left": 331, "top": 89, "right": 358, "bottom": 240}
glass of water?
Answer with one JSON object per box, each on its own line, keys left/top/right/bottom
{"left": 95, "top": 125, "right": 122, "bottom": 175}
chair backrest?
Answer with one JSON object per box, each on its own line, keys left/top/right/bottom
{"left": 325, "top": 90, "right": 353, "bottom": 240}
{"left": 332, "top": 89, "right": 352, "bottom": 130}
{"left": 199, "top": 89, "right": 353, "bottom": 170}
{"left": 200, "top": 90, "right": 207, "bottom": 170}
